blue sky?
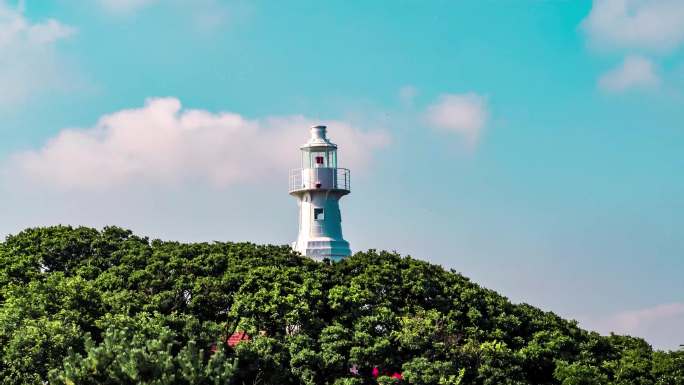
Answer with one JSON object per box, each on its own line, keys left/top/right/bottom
{"left": 1, "top": 0, "right": 683, "bottom": 349}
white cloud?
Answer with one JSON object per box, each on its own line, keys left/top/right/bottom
{"left": 398, "top": 85, "right": 418, "bottom": 106}
{"left": 582, "top": 0, "right": 684, "bottom": 52}
{"left": 609, "top": 303, "right": 684, "bottom": 333}
{"left": 96, "top": 0, "right": 158, "bottom": 14}
{"left": 8, "top": 97, "right": 390, "bottom": 190}
{"left": 599, "top": 55, "right": 661, "bottom": 92}
{"left": 582, "top": 302, "right": 684, "bottom": 350}
{"left": 186, "top": 0, "right": 232, "bottom": 32}
{"left": 425, "top": 93, "right": 489, "bottom": 145}
{"left": 97, "top": 0, "right": 232, "bottom": 31}
{"left": 0, "top": 1, "right": 76, "bottom": 106}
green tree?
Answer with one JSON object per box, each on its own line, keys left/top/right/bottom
{"left": 49, "top": 313, "right": 236, "bottom": 385}
{"left": 554, "top": 360, "right": 608, "bottom": 385}
{"left": 652, "top": 349, "right": 684, "bottom": 385}
{"left": 0, "top": 226, "right": 673, "bottom": 385}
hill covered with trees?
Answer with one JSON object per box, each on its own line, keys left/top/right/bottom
{"left": 0, "top": 226, "right": 681, "bottom": 385}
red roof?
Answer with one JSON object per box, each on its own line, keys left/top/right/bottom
{"left": 226, "top": 331, "right": 250, "bottom": 348}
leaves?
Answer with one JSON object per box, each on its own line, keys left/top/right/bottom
{"left": 0, "top": 226, "right": 680, "bottom": 385}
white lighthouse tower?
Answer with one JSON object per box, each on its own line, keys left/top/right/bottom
{"left": 289, "top": 125, "right": 351, "bottom": 261}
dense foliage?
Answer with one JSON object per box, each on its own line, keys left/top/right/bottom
{"left": 0, "top": 226, "right": 681, "bottom": 385}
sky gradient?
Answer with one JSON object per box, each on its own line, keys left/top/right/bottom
{"left": 1, "top": 0, "right": 683, "bottom": 350}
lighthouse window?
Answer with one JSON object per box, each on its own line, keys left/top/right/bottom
{"left": 314, "top": 208, "right": 324, "bottom": 221}
{"left": 311, "top": 151, "right": 327, "bottom": 167}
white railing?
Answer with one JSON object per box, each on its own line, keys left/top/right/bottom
{"left": 289, "top": 168, "right": 350, "bottom": 192}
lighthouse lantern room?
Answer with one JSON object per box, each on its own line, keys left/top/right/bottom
{"left": 289, "top": 125, "right": 351, "bottom": 261}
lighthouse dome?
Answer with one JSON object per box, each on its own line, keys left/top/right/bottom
{"left": 301, "top": 125, "right": 337, "bottom": 149}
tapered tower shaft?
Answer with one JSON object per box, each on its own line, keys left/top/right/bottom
{"left": 289, "top": 125, "right": 351, "bottom": 261}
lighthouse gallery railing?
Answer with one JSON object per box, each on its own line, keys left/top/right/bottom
{"left": 289, "top": 168, "right": 350, "bottom": 193}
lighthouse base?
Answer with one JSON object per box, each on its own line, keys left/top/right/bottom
{"left": 292, "top": 238, "right": 351, "bottom": 262}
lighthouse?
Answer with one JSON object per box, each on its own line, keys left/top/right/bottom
{"left": 289, "top": 125, "right": 351, "bottom": 261}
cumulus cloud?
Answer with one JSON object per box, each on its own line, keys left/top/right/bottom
{"left": 97, "top": 0, "right": 159, "bottom": 14}
{"left": 609, "top": 303, "right": 684, "bottom": 333}
{"left": 398, "top": 85, "right": 418, "bottom": 106}
{"left": 425, "top": 93, "right": 489, "bottom": 145}
{"left": 8, "top": 97, "right": 390, "bottom": 190}
{"left": 582, "top": 0, "right": 684, "bottom": 53}
{"left": 97, "top": 0, "right": 232, "bottom": 30}
{"left": 0, "top": 1, "right": 76, "bottom": 106}
{"left": 599, "top": 55, "right": 661, "bottom": 92}
{"left": 185, "top": 0, "right": 233, "bottom": 32}
{"left": 582, "top": 302, "right": 684, "bottom": 350}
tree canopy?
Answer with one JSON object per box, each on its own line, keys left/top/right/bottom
{"left": 0, "top": 226, "right": 681, "bottom": 384}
